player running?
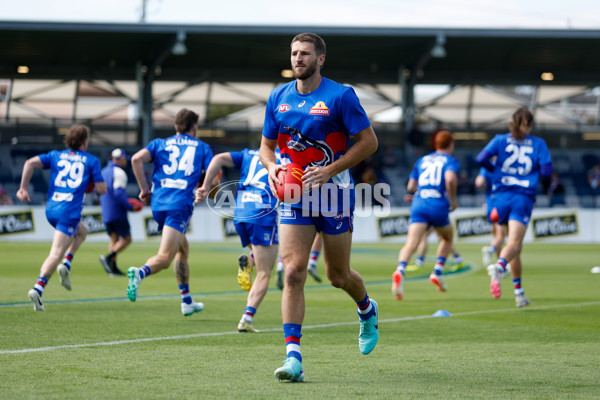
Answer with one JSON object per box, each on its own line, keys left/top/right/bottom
{"left": 260, "top": 32, "right": 379, "bottom": 382}
{"left": 17, "top": 125, "right": 106, "bottom": 311}
{"left": 477, "top": 107, "right": 553, "bottom": 307}
{"left": 128, "top": 108, "right": 213, "bottom": 316}
{"left": 392, "top": 130, "right": 459, "bottom": 300}
{"left": 196, "top": 148, "right": 280, "bottom": 332}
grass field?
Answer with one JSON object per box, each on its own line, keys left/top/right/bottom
{"left": 1, "top": 241, "right": 599, "bottom": 399}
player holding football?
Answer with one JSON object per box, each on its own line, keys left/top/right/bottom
{"left": 196, "top": 148, "right": 280, "bottom": 332}
{"left": 99, "top": 148, "right": 139, "bottom": 276}
{"left": 128, "top": 108, "right": 212, "bottom": 316}
{"left": 17, "top": 125, "right": 107, "bottom": 311}
{"left": 477, "top": 107, "right": 553, "bottom": 307}
{"left": 392, "top": 131, "right": 459, "bottom": 300}
{"left": 259, "top": 32, "right": 379, "bottom": 382}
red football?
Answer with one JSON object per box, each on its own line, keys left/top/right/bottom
{"left": 128, "top": 197, "right": 144, "bottom": 212}
{"left": 489, "top": 207, "right": 500, "bottom": 223}
{"left": 276, "top": 163, "right": 304, "bottom": 203}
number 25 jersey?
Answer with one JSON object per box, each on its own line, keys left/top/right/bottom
{"left": 482, "top": 133, "right": 552, "bottom": 197}
{"left": 146, "top": 133, "right": 213, "bottom": 213}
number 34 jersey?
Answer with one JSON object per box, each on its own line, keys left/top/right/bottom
{"left": 39, "top": 149, "right": 104, "bottom": 220}
{"left": 410, "top": 151, "right": 460, "bottom": 211}
{"left": 482, "top": 133, "right": 552, "bottom": 197}
{"left": 146, "top": 133, "right": 214, "bottom": 213}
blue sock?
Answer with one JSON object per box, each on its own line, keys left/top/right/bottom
{"left": 497, "top": 258, "right": 507, "bottom": 272}
{"left": 283, "top": 323, "right": 302, "bottom": 361}
{"left": 434, "top": 257, "right": 446, "bottom": 275}
{"left": 513, "top": 277, "right": 524, "bottom": 296}
{"left": 62, "top": 253, "right": 73, "bottom": 270}
{"left": 139, "top": 265, "right": 151, "bottom": 279}
{"left": 243, "top": 306, "right": 257, "bottom": 322}
{"left": 397, "top": 261, "right": 407, "bottom": 275}
{"left": 33, "top": 276, "right": 48, "bottom": 296}
{"left": 179, "top": 284, "right": 192, "bottom": 304}
{"left": 356, "top": 294, "right": 375, "bottom": 320}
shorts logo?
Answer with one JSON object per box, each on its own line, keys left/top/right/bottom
{"left": 280, "top": 209, "right": 296, "bottom": 219}
{"left": 336, "top": 222, "right": 343, "bottom": 230}
{"left": 278, "top": 104, "right": 291, "bottom": 113}
{"left": 309, "top": 101, "right": 330, "bottom": 116}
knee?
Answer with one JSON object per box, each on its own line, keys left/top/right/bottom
{"left": 284, "top": 266, "right": 305, "bottom": 288}
{"left": 327, "top": 269, "right": 349, "bottom": 289}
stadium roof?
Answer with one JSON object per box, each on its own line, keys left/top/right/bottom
{"left": 3, "top": 21, "right": 600, "bottom": 85}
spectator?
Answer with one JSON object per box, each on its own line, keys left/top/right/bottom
{"left": 588, "top": 162, "right": 600, "bottom": 194}
{"left": 0, "top": 187, "right": 14, "bottom": 205}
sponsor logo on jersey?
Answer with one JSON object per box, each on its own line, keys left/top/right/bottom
{"left": 280, "top": 208, "right": 296, "bottom": 219}
{"left": 278, "top": 104, "right": 291, "bottom": 113}
{"left": 298, "top": 100, "right": 305, "bottom": 107}
{"left": 309, "top": 101, "right": 330, "bottom": 115}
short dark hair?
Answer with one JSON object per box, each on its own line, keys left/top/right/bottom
{"left": 434, "top": 130, "right": 454, "bottom": 150}
{"left": 64, "top": 125, "right": 89, "bottom": 150}
{"left": 291, "top": 32, "right": 326, "bottom": 56}
{"left": 175, "top": 108, "right": 199, "bottom": 133}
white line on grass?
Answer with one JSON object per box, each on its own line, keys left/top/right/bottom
{"left": 2, "top": 300, "right": 598, "bottom": 355}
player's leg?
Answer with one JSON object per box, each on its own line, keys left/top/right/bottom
{"left": 274, "top": 223, "right": 314, "bottom": 382}
{"left": 321, "top": 225, "right": 378, "bottom": 355}
{"left": 415, "top": 227, "right": 432, "bottom": 267}
{"left": 239, "top": 243, "right": 278, "bottom": 332}
{"left": 307, "top": 232, "right": 322, "bottom": 282}
{"left": 28, "top": 229, "right": 74, "bottom": 310}
{"left": 56, "top": 221, "right": 87, "bottom": 291}
{"left": 429, "top": 223, "right": 453, "bottom": 292}
{"left": 173, "top": 235, "right": 204, "bottom": 316}
{"left": 394, "top": 222, "right": 428, "bottom": 300}
{"left": 127, "top": 225, "right": 182, "bottom": 301}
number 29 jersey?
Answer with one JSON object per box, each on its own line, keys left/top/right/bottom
{"left": 146, "top": 133, "right": 213, "bottom": 213}
{"left": 482, "top": 133, "right": 552, "bottom": 197}
{"left": 39, "top": 149, "right": 104, "bottom": 220}
{"left": 410, "top": 151, "right": 460, "bottom": 211}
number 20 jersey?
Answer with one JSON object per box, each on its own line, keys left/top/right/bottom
{"left": 39, "top": 149, "right": 104, "bottom": 220}
{"left": 145, "top": 133, "right": 213, "bottom": 213}
{"left": 482, "top": 133, "right": 552, "bottom": 197}
{"left": 410, "top": 151, "right": 460, "bottom": 211}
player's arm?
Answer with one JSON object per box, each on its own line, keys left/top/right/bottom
{"left": 131, "top": 148, "right": 152, "bottom": 204}
{"left": 260, "top": 136, "right": 285, "bottom": 195}
{"left": 17, "top": 156, "right": 43, "bottom": 203}
{"left": 474, "top": 175, "right": 486, "bottom": 190}
{"left": 445, "top": 170, "right": 458, "bottom": 211}
{"left": 195, "top": 153, "right": 234, "bottom": 203}
{"left": 303, "top": 126, "right": 378, "bottom": 188}
{"left": 94, "top": 181, "right": 107, "bottom": 195}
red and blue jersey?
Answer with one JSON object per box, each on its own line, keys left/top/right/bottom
{"left": 230, "top": 148, "right": 279, "bottom": 226}
{"left": 262, "top": 78, "right": 371, "bottom": 212}
{"left": 145, "top": 133, "right": 213, "bottom": 214}
{"left": 39, "top": 149, "right": 103, "bottom": 220}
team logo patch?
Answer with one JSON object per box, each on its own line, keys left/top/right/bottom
{"left": 278, "top": 104, "right": 291, "bottom": 113}
{"left": 309, "top": 101, "right": 330, "bottom": 115}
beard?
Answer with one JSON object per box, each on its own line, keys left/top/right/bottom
{"left": 293, "top": 60, "right": 318, "bottom": 80}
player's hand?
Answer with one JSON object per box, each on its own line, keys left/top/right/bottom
{"left": 302, "top": 166, "right": 330, "bottom": 190}
{"left": 139, "top": 189, "right": 152, "bottom": 205}
{"left": 268, "top": 164, "right": 285, "bottom": 197}
{"left": 16, "top": 188, "right": 31, "bottom": 203}
{"left": 403, "top": 194, "right": 414, "bottom": 204}
{"left": 450, "top": 199, "right": 458, "bottom": 212}
{"left": 195, "top": 186, "right": 209, "bottom": 203}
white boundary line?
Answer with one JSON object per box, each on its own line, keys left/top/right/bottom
{"left": 2, "top": 301, "right": 599, "bottom": 355}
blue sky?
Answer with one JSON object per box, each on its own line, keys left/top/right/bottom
{"left": 3, "top": 0, "right": 600, "bottom": 29}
